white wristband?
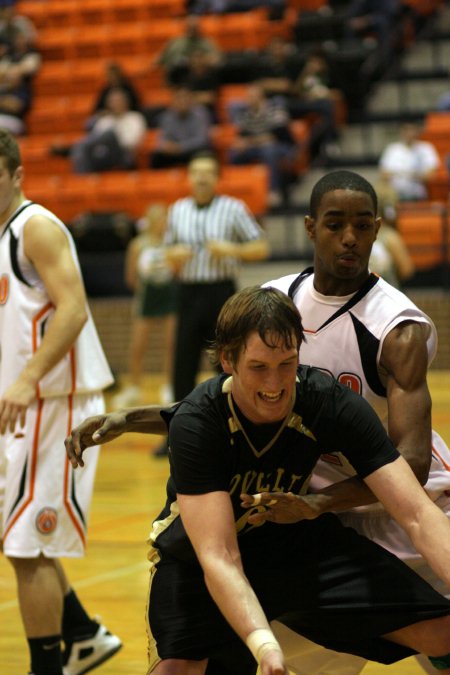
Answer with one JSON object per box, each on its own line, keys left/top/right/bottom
{"left": 246, "top": 628, "right": 281, "bottom": 663}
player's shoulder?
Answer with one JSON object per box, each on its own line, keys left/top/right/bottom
{"left": 297, "top": 364, "right": 375, "bottom": 425}
{"left": 298, "top": 364, "right": 336, "bottom": 393}
{"left": 216, "top": 194, "right": 246, "bottom": 210}
{"left": 163, "top": 375, "right": 228, "bottom": 426}
{"left": 262, "top": 273, "right": 302, "bottom": 294}
{"left": 367, "top": 276, "right": 424, "bottom": 317}
{"left": 172, "top": 196, "right": 194, "bottom": 211}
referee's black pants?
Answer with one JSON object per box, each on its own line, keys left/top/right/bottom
{"left": 173, "top": 280, "right": 236, "bottom": 401}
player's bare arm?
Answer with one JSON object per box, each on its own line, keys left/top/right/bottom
{"left": 0, "top": 216, "right": 87, "bottom": 434}
{"left": 65, "top": 405, "right": 168, "bottom": 468}
{"left": 364, "top": 455, "right": 450, "bottom": 590}
{"left": 178, "top": 490, "right": 288, "bottom": 675}
{"left": 206, "top": 239, "right": 270, "bottom": 261}
{"left": 379, "top": 320, "right": 432, "bottom": 483}
{"left": 241, "top": 472, "right": 380, "bottom": 524}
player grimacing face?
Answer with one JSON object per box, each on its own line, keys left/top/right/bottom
{"left": 305, "top": 189, "right": 381, "bottom": 295}
{"left": 221, "top": 330, "right": 299, "bottom": 425}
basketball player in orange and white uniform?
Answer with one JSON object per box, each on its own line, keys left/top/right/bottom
{"left": 0, "top": 129, "right": 121, "bottom": 675}
{"left": 264, "top": 170, "right": 450, "bottom": 674}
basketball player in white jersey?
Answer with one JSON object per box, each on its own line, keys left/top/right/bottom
{"left": 0, "top": 129, "right": 121, "bottom": 675}
{"left": 261, "top": 170, "right": 450, "bottom": 674}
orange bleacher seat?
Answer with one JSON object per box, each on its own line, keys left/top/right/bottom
{"left": 23, "top": 163, "right": 269, "bottom": 224}
{"left": 17, "top": 0, "right": 81, "bottom": 29}
{"left": 211, "top": 124, "right": 238, "bottom": 163}
{"left": 219, "top": 165, "right": 269, "bottom": 215}
{"left": 289, "top": 118, "right": 311, "bottom": 175}
{"left": 142, "top": 19, "right": 184, "bottom": 57}
{"left": 136, "top": 130, "right": 159, "bottom": 170}
{"left": 286, "top": 0, "right": 327, "bottom": 8}
{"left": 216, "top": 84, "right": 248, "bottom": 124}
{"left": 34, "top": 58, "right": 165, "bottom": 99}
{"left": 27, "top": 95, "right": 95, "bottom": 135}
{"left": 426, "top": 166, "right": 450, "bottom": 202}
{"left": 137, "top": 169, "right": 188, "bottom": 208}
{"left": 424, "top": 111, "right": 450, "bottom": 133}
{"left": 140, "top": 87, "right": 174, "bottom": 113}
{"left": 23, "top": 175, "right": 62, "bottom": 215}
{"left": 23, "top": 153, "right": 70, "bottom": 179}
{"left": 111, "top": 0, "right": 185, "bottom": 21}
{"left": 200, "top": 10, "right": 291, "bottom": 52}
{"left": 36, "top": 26, "right": 79, "bottom": 62}
{"left": 422, "top": 112, "right": 450, "bottom": 159}
{"left": 397, "top": 201, "right": 447, "bottom": 269}
{"left": 68, "top": 24, "right": 148, "bottom": 60}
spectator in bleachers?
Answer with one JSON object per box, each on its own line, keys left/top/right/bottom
{"left": 259, "top": 40, "right": 341, "bottom": 161}
{"left": 155, "top": 14, "right": 223, "bottom": 87}
{"left": 52, "top": 87, "right": 147, "bottom": 174}
{"left": 182, "top": 48, "right": 220, "bottom": 123}
{"left": 344, "top": 0, "right": 401, "bottom": 64}
{"left": 369, "top": 181, "right": 415, "bottom": 287}
{"left": 257, "top": 36, "right": 300, "bottom": 97}
{"left": 0, "top": 1, "right": 37, "bottom": 47}
{"left": 149, "top": 86, "right": 212, "bottom": 169}
{"left": 0, "top": 29, "right": 41, "bottom": 135}
{"left": 289, "top": 47, "right": 342, "bottom": 159}
{"left": 228, "top": 82, "right": 297, "bottom": 206}
{"left": 92, "top": 61, "right": 142, "bottom": 115}
{"left": 379, "top": 121, "right": 440, "bottom": 201}
{"left": 188, "top": 0, "right": 285, "bottom": 18}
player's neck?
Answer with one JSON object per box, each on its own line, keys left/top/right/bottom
{"left": 313, "top": 270, "right": 371, "bottom": 297}
{"left": 0, "top": 193, "right": 26, "bottom": 227}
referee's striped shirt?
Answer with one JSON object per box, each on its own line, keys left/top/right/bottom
{"left": 165, "top": 195, "right": 266, "bottom": 282}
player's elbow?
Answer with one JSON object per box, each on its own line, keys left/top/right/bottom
{"left": 408, "top": 454, "right": 431, "bottom": 486}
{"left": 72, "top": 304, "right": 89, "bottom": 333}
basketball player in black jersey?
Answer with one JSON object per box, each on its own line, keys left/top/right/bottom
{"left": 67, "top": 286, "right": 450, "bottom": 675}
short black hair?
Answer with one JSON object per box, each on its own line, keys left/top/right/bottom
{"left": 309, "top": 170, "right": 378, "bottom": 218}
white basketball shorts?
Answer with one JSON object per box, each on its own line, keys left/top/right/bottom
{"left": 0, "top": 392, "right": 104, "bottom": 558}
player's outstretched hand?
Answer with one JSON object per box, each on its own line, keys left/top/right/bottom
{"left": 241, "top": 491, "right": 324, "bottom": 524}
{"left": 259, "top": 646, "right": 290, "bottom": 674}
{"left": 65, "top": 411, "right": 128, "bottom": 468}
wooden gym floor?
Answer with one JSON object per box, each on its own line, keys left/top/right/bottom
{"left": 1, "top": 371, "right": 450, "bottom": 675}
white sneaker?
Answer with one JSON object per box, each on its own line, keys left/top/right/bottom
{"left": 62, "top": 623, "right": 122, "bottom": 675}
{"left": 111, "top": 384, "right": 142, "bottom": 408}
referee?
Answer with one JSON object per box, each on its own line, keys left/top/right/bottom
{"left": 166, "top": 150, "right": 270, "bottom": 403}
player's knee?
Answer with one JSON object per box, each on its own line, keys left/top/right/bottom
{"left": 7, "top": 553, "right": 49, "bottom": 576}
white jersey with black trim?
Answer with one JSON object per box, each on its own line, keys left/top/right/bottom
{"left": 264, "top": 269, "right": 450, "bottom": 502}
{"left": 0, "top": 201, "right": 114, "bottom": 397}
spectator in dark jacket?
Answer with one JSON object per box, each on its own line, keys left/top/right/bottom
{"left": 149, "top": 86, "right": 212, "bottom": 169}
{"left": 228, "top": 82, "right": 296, "bottom": 205}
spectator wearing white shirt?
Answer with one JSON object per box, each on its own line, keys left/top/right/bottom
{"left": 65, "top": 87, "right": 147, "bottom": 174}
{"left": 379, "top": 122, "right": 440, "bottom": 201}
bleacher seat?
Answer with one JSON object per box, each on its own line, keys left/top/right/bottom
{"left": 397, "top": 201, "right": 448, "bottom": 269}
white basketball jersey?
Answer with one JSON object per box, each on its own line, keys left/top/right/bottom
{"left": 265, "top": 269, "right": 450, "bottom": 501}
{"left": 0, "top": 201, "right": 114, "bottom": 397}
